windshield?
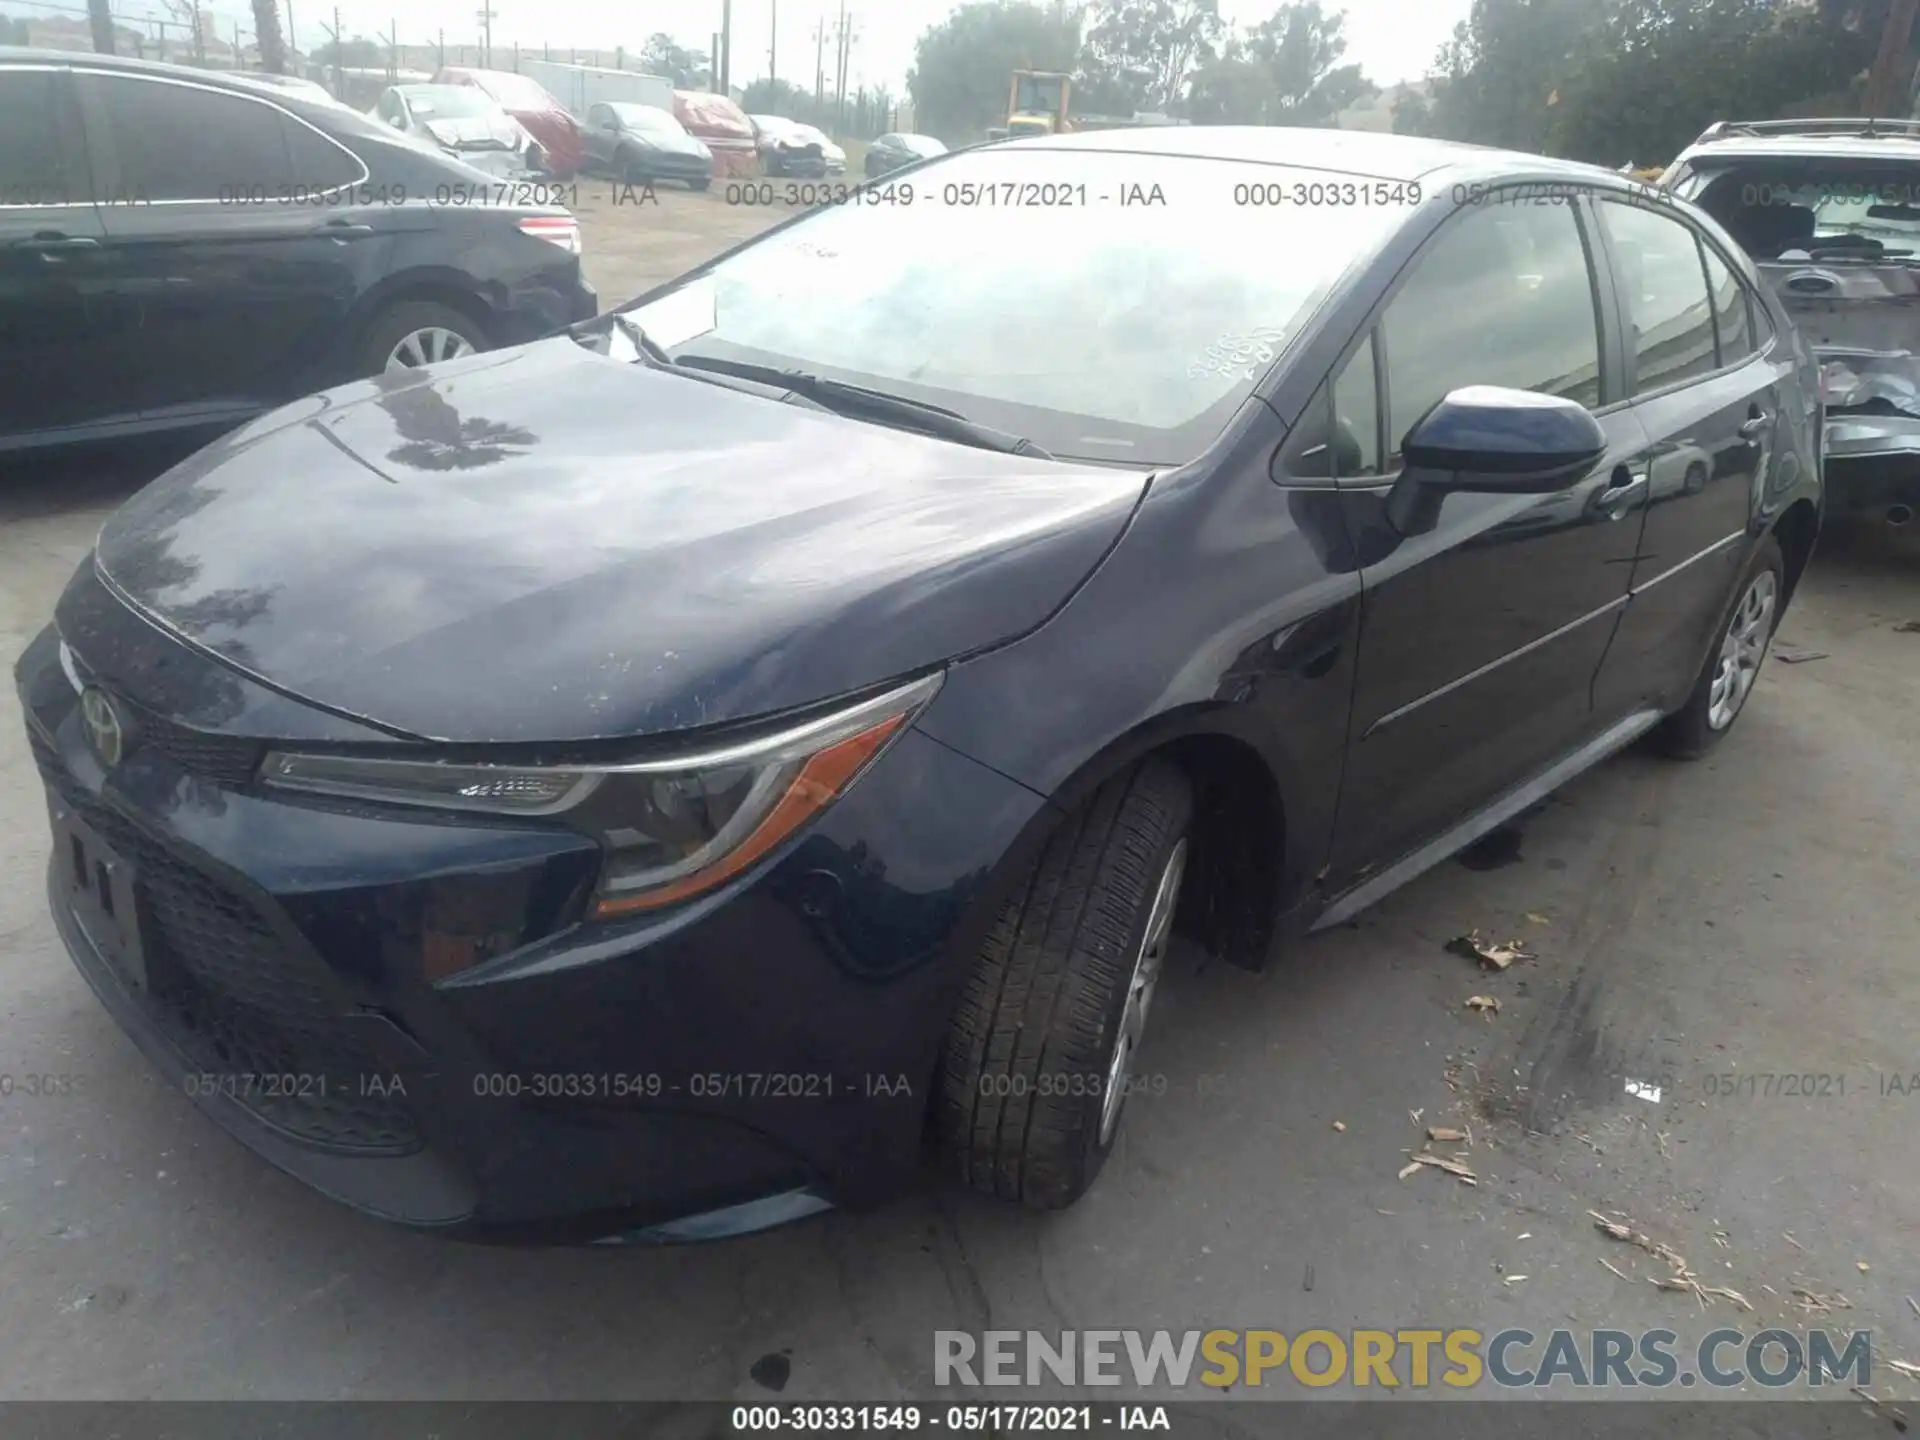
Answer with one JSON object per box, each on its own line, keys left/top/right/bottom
{"left": 404, "top": 87, "right": 497, "bottom": 119}
{"left": 902, "top": 135, "right": 945, "bottom": 156}
{"left": 1689, "top": 162, "right": 1920, "bottom": 259}
{"left": 611, "top": 104, "right": 684, "bottom": 134}
{"left": 619, "top": 149, "right": 1413, "bottom": 464}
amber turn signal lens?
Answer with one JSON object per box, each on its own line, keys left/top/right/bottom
{"left": 590, "top": 711, "right": 907, "bottom": 918}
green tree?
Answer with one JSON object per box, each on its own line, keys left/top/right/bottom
{"left": 640, "top": 33, "right": 708, "bottom": 87}
{"left": 87, "top": 0, "right": 116, "bottom": 54}
{"left": 741, "top": 77, "right": 817, "bottom": 118}
{"left": 907, "top": 1, "right": 1084, "bottom": 139}
{"left": 1391, "top": 83, "right": 1435, "bottom": 134}
{"left": 1081, "top": 0, "right": 1224, "bottom": 111}
{"left": 1189, "top": 1, "right": 1373, "bottom": 124}
{"left": 1422, "top": 0, "right": 1594, "bottom": 153}
{"left": 251, "top": 0, "right": 287, "bottom": 71}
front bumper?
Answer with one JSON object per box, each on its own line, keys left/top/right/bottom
{"left": 17, "top": 604, "right": 1048, "bottom": 1243}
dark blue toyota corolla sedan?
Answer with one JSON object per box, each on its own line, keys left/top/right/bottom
{"left": 17, "top": 127, "right": 1823, "bottom": 1243}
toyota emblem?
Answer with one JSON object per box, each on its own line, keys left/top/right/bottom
{"left": 79, "top": 687, "right": 126, "bottom": 768}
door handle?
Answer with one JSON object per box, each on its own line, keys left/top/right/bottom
{"left": 1739, "top": 412, "right": 1774, "bottom": 440}
{"left": 1595, "top": 465, "right": 1649, "bottom": 518}
{"left": 314, "top": 221, "right": 376, "bottom": 239}
{"left": 12, "top": 234, "right": 100, "bottom": 253}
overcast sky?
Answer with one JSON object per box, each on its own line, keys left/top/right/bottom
{"left": 153, "top": 0, "right": 1467, "bottom": 93}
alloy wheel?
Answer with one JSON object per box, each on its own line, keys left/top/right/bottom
{"left": 1707, "top": 569, "right": 1778, "bottom": 731}
{"left": 385, "top": 328, "right": 476, "bottom": 372}
{"left": 1100, "top": 837, "right": 1187, "bottom": 1144}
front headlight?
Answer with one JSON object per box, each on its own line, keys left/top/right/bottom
{"left": 261, "top": 673, "right": 942, "bottom": 919}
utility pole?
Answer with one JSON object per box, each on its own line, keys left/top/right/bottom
{"left": 324, "top": 5, "right": 341, "bottom": 96}
{"left": 476, "top": 3, "right": 494, "bottom": 67}
{"left": 720, "top": 0, "right": 732, "bottom": 95}
{"left": 710, "top": 33, "right": 720, "bottom": 92}
{"left": 813, "top": 16, "right": 825, "bottom": 114}
{"left": 285, "top": 0, "right": 295, "bottom": 62}
{"left": 1864, "top": 0, "right": 1920, "bottom": 123}
{"left": 387, "top": 20, "right": 398, "bottom": 80}
{"left": 768, "top": 0, "right": 776, "bottom": 94}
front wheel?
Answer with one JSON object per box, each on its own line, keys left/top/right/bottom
{"left": 689, "top": 177, "right": 711, "bottom": 191}
{"left": 1653, "top": 535, "right": 1784, "bottom": 759}
{"left": 939, "top": 759, "right": 1193, "bottom": 1211}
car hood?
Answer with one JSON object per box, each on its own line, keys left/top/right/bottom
{"left": 91, "top": 339, "right": 1148, "bottom": 744}
{"left": 634, "top": 128, "right": 709, "bottom": 158}
{"left": 423, "top": 115, "right": 521, "bottom": 151}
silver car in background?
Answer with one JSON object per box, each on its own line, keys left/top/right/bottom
{"left": 369, "top": 82, "right": 536, "bottom": 180}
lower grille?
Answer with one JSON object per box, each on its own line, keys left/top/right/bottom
{"left": 35, "top": 754, "right": 421, "bottom": 1156}
{"left": 128, "top": 704, "right": 266, "bottom": 788}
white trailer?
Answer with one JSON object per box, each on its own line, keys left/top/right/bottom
{"left": 517, "top": 60, "right": 674, "bottom": 119}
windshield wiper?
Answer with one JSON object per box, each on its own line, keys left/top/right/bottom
{"left": 669, "top": 355, "right": 1055, "bottom": 459}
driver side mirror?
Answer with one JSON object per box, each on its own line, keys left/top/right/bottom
{"left": 1384, "top": 385, "right": 1607, "bottom": 536}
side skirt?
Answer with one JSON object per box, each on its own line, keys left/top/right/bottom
{"left": 1307, "top": 708, "right": 1665, "bottom": 934}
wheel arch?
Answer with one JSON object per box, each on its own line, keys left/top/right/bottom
{"left": 342, "top": 270, "right": 501, "bottom": 360}
{"left": 962, "top": 706, "right": 1292, "bottom": 983}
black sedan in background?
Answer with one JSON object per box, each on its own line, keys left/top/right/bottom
{"left": 0, "top": 48, "right": 596, "bottom": 459}
{"left": 19, "top": 127, "right": 1820, "bottom": 1244}
{"left": 581, "top": 101, "right": 714, "bottom": 189}
{"left": 863, "top": 131, "right": 947, "bottom": 176}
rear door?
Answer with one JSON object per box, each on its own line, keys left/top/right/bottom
{"left": 74, "top": 69, "right": 393, "bottom": 423}
{"left": 1589, "top": 197, "right": 1784, "bottom": 716}
{"left": 0, "top": 62, "right": 115, "bottom": 443}
{"left": 1318, "top": 189, "right": 1651, "bottom": 886}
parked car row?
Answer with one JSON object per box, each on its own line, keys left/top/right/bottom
{"left": 13, "top": 78, "right": 1830, "bottom": 1247}
{"left": 0, "top": 48, "right": 596, "bottom": 456}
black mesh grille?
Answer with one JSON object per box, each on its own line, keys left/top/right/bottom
{"left": 127, "top": 705, "right": 266, "bottom": 788}
{"left": 32, "top": 747, "right": 421, "bottom": 1156}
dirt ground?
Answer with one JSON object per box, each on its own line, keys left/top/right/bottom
{"left": 1, "top": 189, "right": 1918, "bottom": 1405}
{"left": 571, "top": 175, "right": 836, "bottom": 305}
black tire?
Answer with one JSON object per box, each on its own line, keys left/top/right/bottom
{"left": 689, "top": 177, "right": 711, "bottom": 192}
{"left": 939, "top": 759, "right": 1193, "bottom": 1211}
{"left": 1652, "top": 534, "right": 1785, "bottom": 760}
{"left": 353, "top": 300, "right": 488, "bottom": 379}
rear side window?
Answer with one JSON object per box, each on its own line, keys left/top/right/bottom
{"left": 283, "top": 117, "right": 362, "bottom": 190}
{"left": 1701, "top": 243, "right": 1755, "bottom": 362}
{"left": 1598, "top": 200, "right": 1719, "bottom": 394}
{"left": 88, "top": 75, "right": 290, "bottom": 200}
{"left": 86, "top": 75, "right": 359, "bottom": 200}
{"left": 0, "top": 68, "right": 77, "bottom": 204}
{"left": 1382, "top": 196, "right": 1603, "bottom": 465}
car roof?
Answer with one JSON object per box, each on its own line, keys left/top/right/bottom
{"left": 1002, "top": 125, "right": 1625, "bottom": 183}
{"left": 1675, "top": 134, "right": 1920, "bottom": 165}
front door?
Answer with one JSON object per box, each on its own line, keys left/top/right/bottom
{"left": 1325, "top": 190, "right": 1649, "bottom": 887}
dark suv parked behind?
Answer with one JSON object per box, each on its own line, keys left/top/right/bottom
{"left": 0, "top": 48, "right": 597, "bottom": 458}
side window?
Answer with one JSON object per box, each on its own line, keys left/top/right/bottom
{"left": 378, "top": 92, "right": 400, "bottom": 122}
{"left": 1332, "top": 333, "right": 1383, "bottom": 478}
{"left": 1700, "top": 242, "right": 1753, "bottom": 364}
{"left": 0, "top": 68, "right": 76, "bottom": 204}
{"left": 1382, "top": 196, "right": 1603, "bottom": 466}
{"left": 1597, "top": 200, "right": 1718, "bottom": 394}
{"left": 284, "top": 118, "right": 362, "bottom": 190}
{"left": 89, "top": 76, "right": 292, "bottom": 201}
{"left": 1277, "top": 334, "right": 1382, "bottom": 481}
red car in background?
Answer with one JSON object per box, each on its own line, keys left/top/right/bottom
{"left": 673, "top": 89, "right": 758, "bottom": 179}
{"left": 434, "top": 66, "right": 586, "bottom": 178}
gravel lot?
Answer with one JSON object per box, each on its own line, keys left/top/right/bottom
{"left": 572, "top": 176, "right": 829, "bottom": 304}
{"left": 1, "top": 186, "right": 1918, "bottom": 1403}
